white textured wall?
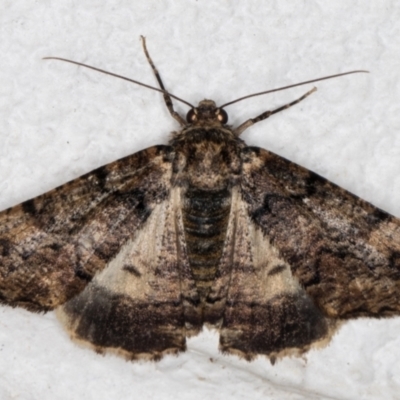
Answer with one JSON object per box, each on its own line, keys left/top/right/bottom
{"left": 1, "top": 2, "right": 400, "bottom": 399}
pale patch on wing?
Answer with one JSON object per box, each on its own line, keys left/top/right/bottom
{"left": 57, "top": 187, "right": 201, "bottom": 360}
{"left": 206, "top": 187, "right": 302, "bottom": 316}
{"left": 89, "top": 193, "right": 178, "bottom": 300}
{"left": 217, "top": 187, "right": 337, "bottom": 361}
{"left": 235, "top": 189, "right": 302, "bottom": 301}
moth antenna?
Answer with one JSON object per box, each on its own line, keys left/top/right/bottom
{"left": 140, "top": 36, "right": 187, "bottom": 126}
{"left": 220, "top": 70, "right": 369, "bottom": 108}
{"left": 43, "top": 56, "right": 194, "bottom": 108}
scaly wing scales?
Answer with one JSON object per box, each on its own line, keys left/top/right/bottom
{"left": 212, "top": 147, "right": 400, "bottom": 361}
{"left": 58, "top": 187, "right": 202, "bottom": 360}
{"left": 240, "top": 147, "right": 400, "bottom": 319}
{"left": 0, "top": 146, "right": 173, "bottom": 311}
{"left": 209, "top": 187, "right": 334, "bottom": 360}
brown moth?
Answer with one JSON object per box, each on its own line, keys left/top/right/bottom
{"left": 0, "top": 38, "right": 398, "bottom": 364}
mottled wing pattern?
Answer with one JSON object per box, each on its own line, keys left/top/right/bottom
{"left": 0, "top": 146, "right": 173, "bottom": 312}
{"left": 58, "top": 186, "right": 202, "bottom": 360}
{"left": 218, "top": 146, "right": 400, "bottom": 359}
{"left": 208, "top": 187, "right": 334, "bottom": 360}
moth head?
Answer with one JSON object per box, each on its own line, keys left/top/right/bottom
{"left": 186, "top": 100, "right": 228, "bottom": 126}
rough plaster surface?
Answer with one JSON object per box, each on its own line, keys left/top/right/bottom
{"left": 1, "top": 1, "right": 400, "bottom": 399}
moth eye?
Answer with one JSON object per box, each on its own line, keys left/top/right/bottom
{"left": 216, "top": 108, "right": 228, "bottom": 124}
{"left": 186, "top": 109, "right": 197, "bottom": 123}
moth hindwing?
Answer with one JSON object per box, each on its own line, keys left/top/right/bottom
{"left": 0, "top": 38, "right": 398, "bottom": 363}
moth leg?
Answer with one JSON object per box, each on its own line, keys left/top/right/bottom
{"left": 234, "top": 87, "right": 317, "bottom": 136}
{"left": 141, "top": 36, "right": 186, "bottom": 126}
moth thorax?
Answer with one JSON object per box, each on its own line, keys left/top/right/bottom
{"left": 186, "top": 99, "right": 228, "bottom": 125}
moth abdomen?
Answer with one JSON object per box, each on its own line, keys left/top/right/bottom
{"left": 182, "top": 186, "right": 231, "bottom": 299}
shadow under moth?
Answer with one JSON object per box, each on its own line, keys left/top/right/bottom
{"left": 1, "top": 38, "right": 399, "bottom": 364}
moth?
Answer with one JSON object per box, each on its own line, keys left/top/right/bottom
{"left": 1, "top": 37, "right": 399, "bottom": 364}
